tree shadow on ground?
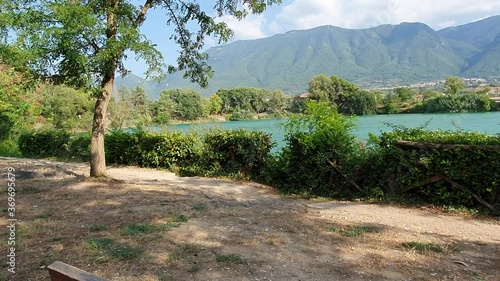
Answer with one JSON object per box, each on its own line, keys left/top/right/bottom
{"left": 0, "top": 160, "right": 498, "bottom": 281}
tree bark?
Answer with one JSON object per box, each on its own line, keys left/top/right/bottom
{"left": 90, "top": 76, "right": 114, "bottom": 177}
{"left": 90, "top": 0, "right": 118, "bottom": 177}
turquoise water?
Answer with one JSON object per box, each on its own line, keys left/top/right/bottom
{"left": 148, "top": 112, "right": 500, "bottom": 150}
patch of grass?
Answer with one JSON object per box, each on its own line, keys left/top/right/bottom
{"left": 87, "top": 254, "right": 110, "bottom": 265}
{"left": 85, "top": 238, "right": 141, "bottom": 261}
{"left": 19, "top": 186, "right": 41, "bottom": 194}
{"left": 1, "top": 208, "right": 7, "bottom": 213}
{"left": 215, "top": 253, "right": 246, "bottom": 265}
{"left": 188, "top": 264, "right": 202, "bottom": 273}
{"left": 122, "top": 223, "right": 156, "bottom": 236}
{"left": 325, "top": 227, "right": 337, "bottom": 232}
{"left": 401, "top": 242, "right": 443, "bottom": 254}
{"left": 89, "top": 224, "right": 107, "bottom": 232}
{"left": 85, "top": 238, "right": 114, "bottom": 250}
{"left": 157, "top": 222, "right": 181, "bottom": 231}
{"left": 172, "top": 215, "right": 189, "bottom": 222}
{"left": 192, "top": 203, "right": 206, "bottom": 212}
{"left": 34, "top": 211, "right": 52, "bottom": 219}
{"left": 166, "top": 252, "right": 186, "bottom": 262}
{"left": 38, "top": 255, "right": 57, "bottom": 269}
{"left": 443, "top": 205, "right": 479, "bottom": 217}
{"left": 122, "top": 222, "right": 181, "bottom": 236}
{"left": 310, "top": 196, "right": 331, "bottom": 202}
{"left": 340, "top": 226, "right": 378, "bottom": 237}
{"left": 109, "top": 245, "right": 143, "bottom": 260}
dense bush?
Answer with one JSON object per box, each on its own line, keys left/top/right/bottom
{"left": 365, "top": 127, "right": 500, "bottom": 207}
{"left": 200, "top": 129, "right": 274, "bottom": 178}
{"left": 265, "top": 101, "right": 362, "bottom": 197}
{"left": 105, "top": 129, "right": 201, "bottom": 169}
{"left": 0, "top": 139, "right": 22, "bottom": 157}
{"left": 67, "top": 134, "right": 91, "bottom": 161}
{"left": 227, "top": 109, "right": 254, "bottom": 121}
{"left": 18, "top": 130, "right": 70, "bottom": 158}
{"left": 422, "top": 94, "right": 491, "bottom": 113}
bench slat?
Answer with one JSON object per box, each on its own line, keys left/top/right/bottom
{"left": 47, "top": 261, "right": 109, "bottom": 281}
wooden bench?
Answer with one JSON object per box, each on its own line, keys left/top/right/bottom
{"left": 47, "top": 261, "right": 110, "bottom": 281}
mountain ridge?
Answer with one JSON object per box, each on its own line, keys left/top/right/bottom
{"left": 116, "top": 16, "right": 500, "bottom": 98}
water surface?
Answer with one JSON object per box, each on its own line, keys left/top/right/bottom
{"left": 149, "top": 112, "right": 500, "bottom": 150}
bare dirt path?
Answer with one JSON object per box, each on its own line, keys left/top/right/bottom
{"left": 0, "top": 157, "right": 499, "bottom": 281}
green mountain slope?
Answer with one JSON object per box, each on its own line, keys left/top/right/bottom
{"left": 116, "top": 16, "right": 500, "bottom": 97}
{"left": 438, "top": 15, "right": 500, "bottom": 48}
{"left": 438, "top": 16, "right": 500, "bottom": 77}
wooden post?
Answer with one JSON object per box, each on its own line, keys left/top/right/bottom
{"left": 47, "top": 261, "right": 109, "bottom": 281}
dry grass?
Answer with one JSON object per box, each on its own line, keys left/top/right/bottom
{"left": 0, "top": 159, "right": 498, "bottom": 281}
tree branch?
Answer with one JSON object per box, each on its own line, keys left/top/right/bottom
{"left": 89, "top": 39, "right": 101, "bottom": 55}
{"left": 402, "top": 174, "right": 498, "bottom": 215}
{"left": 134, "top": 0, "right": 153, "bottom": 27}
{"left": 327, "top": 159, "right": 363, "bottom": 193}
{"left": 162, "top": 0, "right": 189, "bottom": 53}
{"left": 395, "top": 140, "right": 500, "bottom": 151}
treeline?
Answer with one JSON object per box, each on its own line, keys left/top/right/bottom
{"left": 108, "top": 86, "right": 291, "bottom": 128}
{"left": 306, "top": 74, "right": 498, "bottom": 114}
{"left": 109, "top": 74, "right": 498, "bottom": 128}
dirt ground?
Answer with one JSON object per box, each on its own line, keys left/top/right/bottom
{"left": 0, "top": 157, "right": 499, "bottom": 281}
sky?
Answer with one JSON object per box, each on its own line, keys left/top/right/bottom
{"left": 125, "top": 0, "right": 500, "bottom": 77}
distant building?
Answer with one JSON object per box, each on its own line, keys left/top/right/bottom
{"left": 298, "top": 92, "right": 310, "bottom": 99}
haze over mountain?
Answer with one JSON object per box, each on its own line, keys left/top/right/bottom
{"left": 115, "top": 15, "right": 500, "bottom": 98}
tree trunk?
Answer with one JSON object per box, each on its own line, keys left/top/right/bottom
{"left": 90, "top": 76, "right": 114, "bottom": 177}
{"left": 90, "top": 1, "right": 118, "bottom": 177}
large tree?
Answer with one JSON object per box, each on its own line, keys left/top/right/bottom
{"left": 0, "top": 0, "right": 281, "bottom": 176}
{"left": 308, "top": 74, "right": 360, "bottom": 109}
{"left": 444, "top": 76, "right": 465, "bottom": 95}
{"left": 160, "top": 88, "right": 204, "bottom": 120}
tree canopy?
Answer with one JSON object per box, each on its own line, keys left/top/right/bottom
{"left": 0, "top": 0, "right": 281, "bottom": 176}
{"left": 444, "top": 76, "right": 465, "bottom": 95}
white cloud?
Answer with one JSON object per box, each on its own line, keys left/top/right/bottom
{"left": 271, "top": 0, "right": 500, "bottom": 32}
{"left": 217, "top": 14, "right": 267, "bottom": 41}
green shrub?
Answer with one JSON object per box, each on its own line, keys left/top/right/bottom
{"left": 105, "top": 129, "right": 141, "bottom": 165}
{"left": 137, "top": 132, "right": 201, "bottom": 169}
{"left": 201, "top": 129, "right": 274, "bottom": 178}
{"left": 422, "top": 94, "right": 492, "bottom": 113}
{"left": 18, "top": 130, "right": 70, "bottom": 158}
{"left": 227, "top": 109, "right": 254, "bottom": 121}
{"left": 67, "top": 133, "right": 91, "bottom": 161}
{"left": 105, "top": 129, "right": 201, "bottom": 169}
{"left": 265, "top": 101, "right": 361, "bottom": 198}
{"left": 368, "top": 127, "right": 500, "bottom": 207}
{"left": 0, "top": 139, "right": 22, "bottom": 157}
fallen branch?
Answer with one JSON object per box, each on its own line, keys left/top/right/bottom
{"left": 327, "top": 159, "right": 362, "bottom": 193}
{"left": 395, "top": 141, "right": 500, "bottom": 151}
{"left": 441, "top": 176, "right": 499, "bottom": 215}
{"left": 402, "top": 175, "right": 446, "bottom": 193}
{"left": 403, "top": 174, "right": 498, "bottom": 215}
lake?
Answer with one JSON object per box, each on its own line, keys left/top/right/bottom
{"left": 149, "top": 112, "right": 500, "bottom": 150}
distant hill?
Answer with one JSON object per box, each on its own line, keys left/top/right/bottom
{"left": 116, "top": 15, "right": 500, "bottom": 98}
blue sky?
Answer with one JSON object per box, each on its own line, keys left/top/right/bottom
{"left": 125, "top": 0, "right": 500, "bottom": 77}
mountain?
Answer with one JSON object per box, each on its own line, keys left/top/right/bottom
{"left": 438, "top": 15, "right": 500, "bottom": 77}
{"left": 116, "top": 16, "right": 500, "bottom": 97}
